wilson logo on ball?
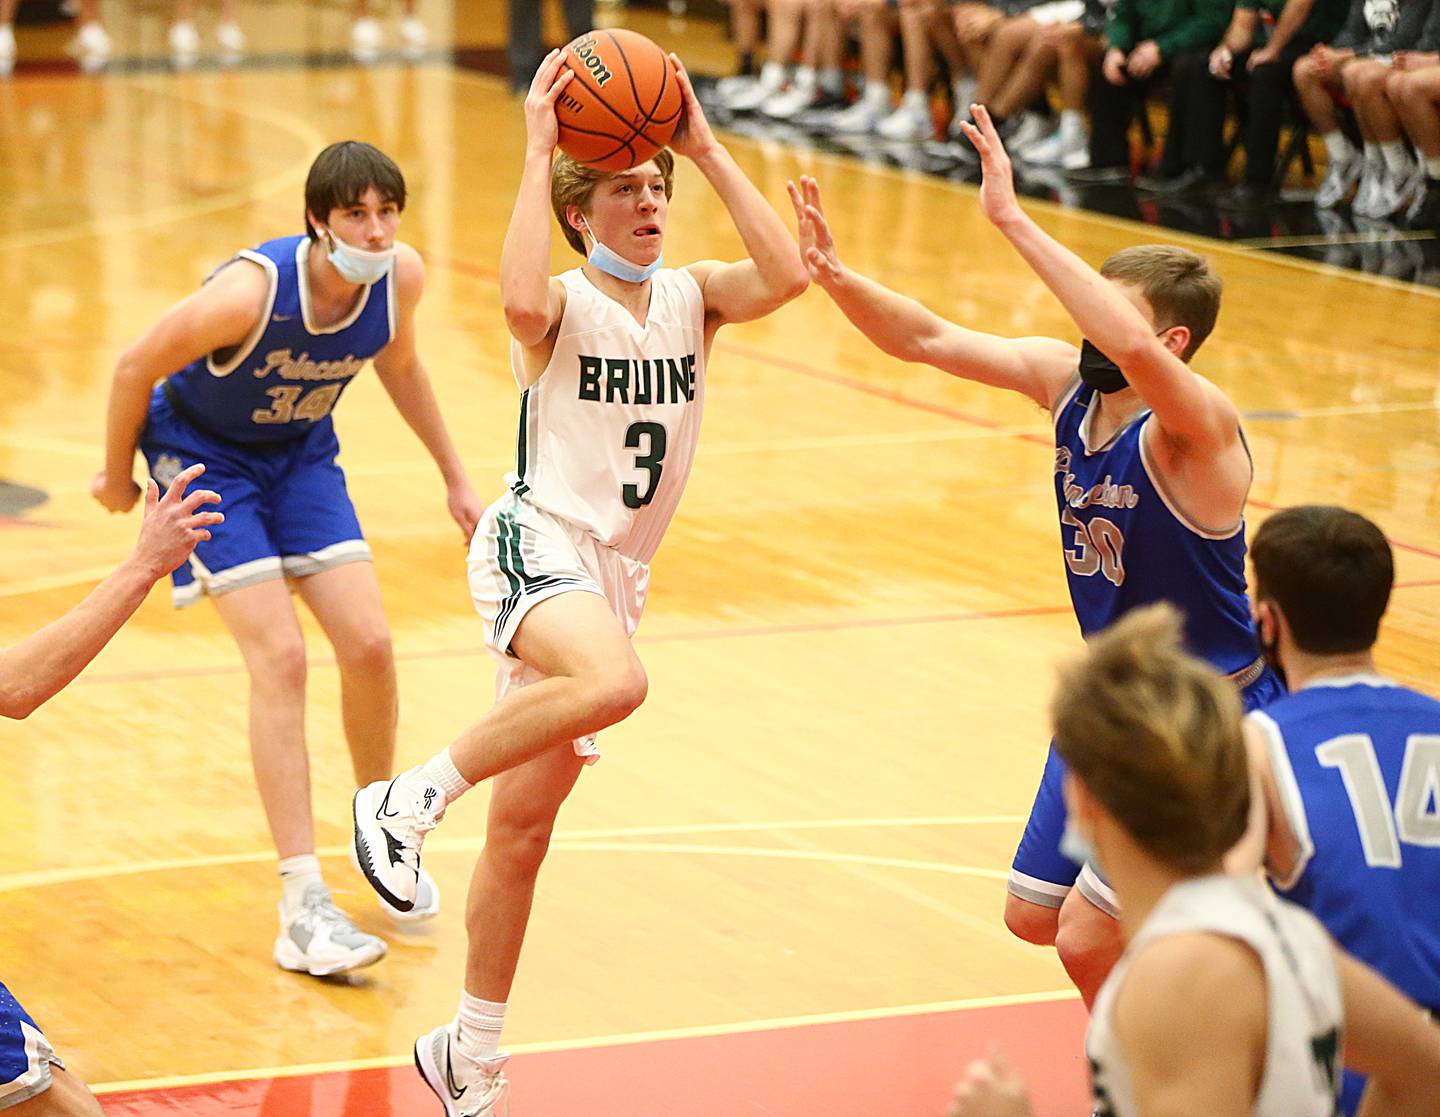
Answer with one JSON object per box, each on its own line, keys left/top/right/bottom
{"left": 569, "top": 35, "right": 613, "bottom": 86}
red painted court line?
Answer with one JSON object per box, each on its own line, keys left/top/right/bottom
{"left": 98, "top": 999, "right": 1090, "bottom": 1117}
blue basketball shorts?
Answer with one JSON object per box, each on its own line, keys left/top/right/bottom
{"left": 0, "top": 983, "right": 62, "bottom": 1110}
{"left": 1007, "top": 662, "right": 1286, "bottom": 908}
{"left": 139, "top": 391, "right": 369, "bottom": 608}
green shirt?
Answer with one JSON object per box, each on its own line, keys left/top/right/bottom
{"left": 1105, "top": 0, "right": 1235, "bottom": 58}
{"left": 1235, "top": 0, "right": 1349, "bottom": 43}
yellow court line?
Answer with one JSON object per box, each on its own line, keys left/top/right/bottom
{"left": 0, "top": 78, "right": 325, "bottom": 252}
{"left": 90, "top": 988, "right": 1079, "bottom": 1095}
{"left": 0, "top": 814, "right": 1025, "bottom": 892}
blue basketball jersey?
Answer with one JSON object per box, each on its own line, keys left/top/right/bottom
{"left": 1249, "top": 677, "right": 1440, "bottom": 1013}
{"left": 1052, "top": 378, "right": 1261, "bottom": 675}
{"left": 162, "top": 235, "right": 395, "bottom": 444}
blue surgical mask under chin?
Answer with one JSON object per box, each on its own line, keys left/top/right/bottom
{"left": 582, "top": 218, "right": 662, "bottom": 284}
{"left": 1060, "top": 815, "right": 1105, "bottom": 877}
{"left": 323, "top": 228, "right": 397, "bottom": 286}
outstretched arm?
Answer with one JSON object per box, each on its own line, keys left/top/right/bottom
{"left": 669, "top": 57, "right": 808, "bottom": 326}
{"left": 959, "top": 105, "right": 1241, "bottom": 451}
{"left": 372, "top": 247, "right": 484, "bottom": 542}
{"left": 499, "top": 49, "right": 573, "bottom": 349}
{"left": 788, "top": 175, "right": 1077, "bottom": 409}
{"left": 2, "top": 465, "right": 222, "bottom": 719}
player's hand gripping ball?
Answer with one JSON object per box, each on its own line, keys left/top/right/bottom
{"left": 556, "top": 29, "right": 683, "bottom": 172}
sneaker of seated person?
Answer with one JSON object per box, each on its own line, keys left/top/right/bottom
{"left": 724, "top": 60, "right": 786, "bottom": 112}
{"left": 1134, "top": 166, "right": 1219, "bottom": 195}
{"left": 1314, "top": 150, "right": 1364, "bottom": 209}
{"left": 762, "top": 69, "right": 825, "bottom": 119}
{"left": 1021, "top": 128, "right": 1085, "bottom": 168}
{"left": 1005, "top": 112, "right": 1053, "bottom": 156}
{"left": 828, "top": 84, "right": 891, "bottom": 134}
{"left": 1351, "top": 163, "right": 1391, "bottom": 218}
{"left": 1064, "top": 162, "right": 1130, "bottom": 184}
{"left": 877, "top": 90, "right": 934, "bottom": 141}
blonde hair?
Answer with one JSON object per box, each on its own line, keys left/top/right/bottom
{"left": 1051, "top": 604, "right": 1249, "bottom": 872}
{"left": 1099, "top": 245, "right": 1222, "bottom": 361}
{"left": 550, "top": 149, "right": 676, "bottom": 256}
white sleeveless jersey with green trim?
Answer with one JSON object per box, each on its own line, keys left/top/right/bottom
{"left": 1088, "top": 874, "right": 1344, "bottom": 1117}
{"left": 505, "top": 267, "right": 706, "bottom": 564}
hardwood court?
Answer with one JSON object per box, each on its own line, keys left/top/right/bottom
{"left": 1, "top": 4, "right": 1439, "bottom": 1113}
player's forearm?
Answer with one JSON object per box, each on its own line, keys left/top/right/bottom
{"left": 0, "top": 557, "right": 156, "bottom": 719}
{"left": 821, "top": 265, "right": 944, "bottom": 366}
{"left": 380, "top": 365, "right": 469, "bottom": 485}
{"left": 103, "top": 361, "right": 157, "bottom": 479}
{"left": 500, "top": 150, "right": 557, "bottom": 327}
{"left": 994, "top": 210, "right": 1158, "bottom": 376}
{"left": 692, "top": 145, "right": 808, "bottom": 302}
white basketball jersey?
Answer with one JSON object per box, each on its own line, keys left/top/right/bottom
{"left": 505, "top": 266, "right": 706, "bottom": 564}
{"left": 1088, "top": 875, "right": 1344, "bottom": 1117}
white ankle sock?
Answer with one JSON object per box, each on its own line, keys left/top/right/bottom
{"left": 1427, "top": 155, "right": 1440, "bottom": 180}
{"left": 817, "top": 66, "right": 843, "bottom": 96}
{"left": 1060, "top": 109, "right": 1085, "bottom": 141}
{"left": 455, "top": 992, "right": 507, "bottom": 1062}
{"left": 1380, "top": 140, "right": 1413, "bottom": 177}
{"left": 861, "top": 81, "right": 891, "bottom": 111}
{"left": 421, "top": 747, "right": 472, "bottom": 807}
{"left": 1322, "top": 131, "right": 1353, "bottom": 162}
{"left": 1362, "top": 141, "right": 1383, "bottom": 170}
{"left": 279, "top": 854, "right": 322, "bottom": 913}
{"left": 900, "top": 88, "right": 927, "bottom": 110}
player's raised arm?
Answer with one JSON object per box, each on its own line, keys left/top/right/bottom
{"left": 93, "top": 260, "right": 268, "bottom": 515}
{"left": 667, "top": 56, "right": 809, "bottom": 327}
{"left": 372, "top": 246, "right": 485, "bottom": 541}
{"left": 4, "top": 464, "right": 221, "bottom": 719}
{"left": 789, "top": 175, "right": 1077, "bottom": 410}
{"left": 959, "top": 105, "right": 1242, "bottom": 450}
{"left": 500, "top": 49, "right": 574, "bottom": 350}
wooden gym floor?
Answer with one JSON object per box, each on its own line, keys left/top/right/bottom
{"left": 1, "top": 2, "right": 1438, "bottom": 1113}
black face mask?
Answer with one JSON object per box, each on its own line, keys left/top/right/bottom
{"left": 1078, "top": 339, "right": 1129, "bottom": 394}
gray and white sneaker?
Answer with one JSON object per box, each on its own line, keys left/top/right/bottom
{"left": 1351, "top": 164, "right": 1388, "bottom": 218}
{"left": 724, "top": 62, "right": 785, "bottom": 112}
{"left": 1005, "top": 112, "right": 1053, "bottom": 156}
{"left": 876, "top": 92, "right": 933, "bottom": 141}
{"left": 415, "top": 1024, "right": 509, "bottom": 1117}
{"left": 1315, "top": 151, "right": 1363, "bottom": 209}
{"left": 761, "top": 77, "right": 820, "bottom": 120}
{"left": 353, "top": 766, "right": 444, "bottom": 913}
{"left": 274, "top": 883, "right": 387, "bottom": 976}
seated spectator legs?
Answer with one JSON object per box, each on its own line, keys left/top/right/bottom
{"left": 1218, "top": 39, "right": 1318, "bottom": 204}
{"left": 923, "top": 0, "right": 981, "bottom": 111}
{"left": 1137, "top": 47, "right": 1229, "bottom": 193}
{"left": 1017, "top": 20, "right": 1101, "bottom": 166}
{"left": 725, "top": 0, "right": 809, "bottom": 109}
{"left": 1071, "top": 49, "right": 1157, "bottom": 181}
{"left": 829, "top": 0, "right": 898, "bottom": 132}
{"left": 1347, "top": 58, "right": 1423, "bottom": 217}
{"left": 973, "top": 15, "right": 1053, "bottom": 149}
{"left": 761, "top": 0, "right": 846, "bottom": 118}
{"left": 883, "top": 0, "right": 945, "bottom": 139}
{"left": 732, "top": 0, "right": 765, "bottom": 76}
{"left": 1389, "top": 62, "right": 1440, "bottom": 227}
{"left": 1295, "top": 47, "right": 1365, "bottom": 206}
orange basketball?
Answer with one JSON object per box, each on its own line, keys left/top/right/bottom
{"left": 556, "top": 29, "right": 684, "bottom": 173}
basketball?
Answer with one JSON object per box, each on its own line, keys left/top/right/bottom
{"left": 556, "top": 29, "right": 684, "bottom": 173}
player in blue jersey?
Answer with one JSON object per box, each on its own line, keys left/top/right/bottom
{"left": 4, "top": 463, "right": 220, "bottom": 1117}
{"left": 91, "top": 142, "right": 485, "bottom": 977}
{"left": 790, "top": 104, "right": 1282, "bottom": 1006}
{"left": 1242, "top": 505, "right": 1440, "bottom": 1115}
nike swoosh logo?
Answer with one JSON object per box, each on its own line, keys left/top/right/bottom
{"left": 377, "top": 778, "right": 401, "bottom": 820}
{"left": 445, "top": 1044, "right": 468, "bottom": 1100}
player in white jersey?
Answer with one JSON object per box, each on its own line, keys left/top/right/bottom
{"left": 950, "top": 606, "right": 1440, "bottom": 1117}
{"left": 352, "top": 49, "right": 808, "bottom": 1113}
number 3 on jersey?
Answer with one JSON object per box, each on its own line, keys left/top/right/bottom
{"left": 624, "top": 421, "right": 667, "bottom": 509}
